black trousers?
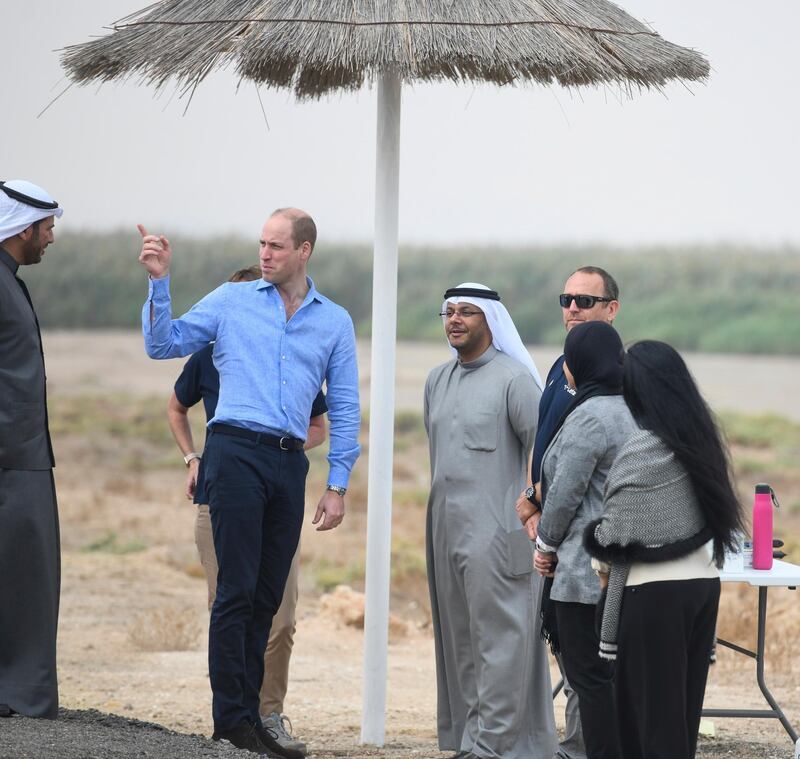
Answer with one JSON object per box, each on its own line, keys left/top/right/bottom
{"left": 555, "top": 601, "right": 620, "bottom": 759}
{"left": 203, "top": 429, "right": 309, "bottom": 732}
{"left": 615, "top": 578, "right": 720, "bottom": 759}
{"left": 0, "top": 469, "right": 60, "bottom": 718}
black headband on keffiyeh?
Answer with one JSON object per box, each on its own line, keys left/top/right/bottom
{"left": 0, "top": 181, "right": 60, "bottom": 211}
{"left": 0, "top": 180, "right": 63, "bottom": 243}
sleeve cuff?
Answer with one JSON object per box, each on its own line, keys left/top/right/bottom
{"left": 148, "top": 273, "right": 171, "bottom": 298}
{"left": 536, "top": 537, "right": 558, "bottom": 553}
{"left": 536, "top": 524, "right": 562, "bottom": 551}
{"left": 327, "top": 466, "right": 351, "bottom": 490}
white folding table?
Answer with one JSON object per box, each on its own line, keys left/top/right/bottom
{"left": 703, "top": 558, "right": 800, "bottom": 749}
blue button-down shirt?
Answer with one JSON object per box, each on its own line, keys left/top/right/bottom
{"left": 142, "top": 275, "right": 360, "bottom": 487}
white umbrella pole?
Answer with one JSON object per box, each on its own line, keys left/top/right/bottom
{"left": 360, "top": 71, "right": 402, "bottom": 747}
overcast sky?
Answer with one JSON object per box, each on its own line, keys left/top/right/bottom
{"left": 2, "top": 1, "right": 798, "bottom": 246}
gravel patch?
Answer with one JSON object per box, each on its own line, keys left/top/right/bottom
{"left": 0, "top": 710, "right": 795, "bottom": 759}
{"left": 0, "top": 709, "right": 242, "bottom": 759}
{"left": 696, "top": 737, "right": 793, "bottom": 758}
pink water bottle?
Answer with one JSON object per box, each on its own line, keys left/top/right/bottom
{"left": 752, "top": 483, "right": 778, "bottom": 570}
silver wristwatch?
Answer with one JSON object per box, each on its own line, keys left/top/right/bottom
{"left": 326, "top": 484, "right": 347, "bottom": 497}
{"left": 524, "top": 485, "right": 537, "bottom": 504}
{"left": 183, "top": 452, "right": 201, "bottom": 467}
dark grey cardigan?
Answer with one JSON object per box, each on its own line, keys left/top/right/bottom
{"left": 584, "top": 429, "right": 714, "bottom": 660}
{"left": 538, "top": 395, "right": 637, "bottom": 605}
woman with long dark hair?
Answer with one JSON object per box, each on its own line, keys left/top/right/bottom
{"left": 534, "top": 321, "right": 637, "bottom": 759}
{"left": 584, "top": 339, "right": 743, "bottom": 759}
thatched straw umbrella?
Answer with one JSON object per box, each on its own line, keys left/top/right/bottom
{"left": 61, "top": 1, "right": 709, "bottom": 745}
{"left": 62, "top": 1, "right": 709, "bottom": 96}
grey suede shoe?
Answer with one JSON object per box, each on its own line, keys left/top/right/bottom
{"left": 260, "top": 713, "right": 307, "bottom": 756}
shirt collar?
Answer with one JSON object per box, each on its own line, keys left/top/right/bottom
{"left": 256, "top": 275, "right": 322, "bottom": 305}
{"left": 0, "top": 246, "right": 19, "bottom": 276}
{"left": 459, "top": 344, "right": 498, "bottom": 371}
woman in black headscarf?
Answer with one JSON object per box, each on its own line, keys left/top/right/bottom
{"left": 534, "top": 321, "right": 637, "bottom": 759}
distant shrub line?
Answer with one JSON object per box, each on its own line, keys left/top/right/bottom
{"left": 26, "top": 231, "right": 800, "bottom": 355}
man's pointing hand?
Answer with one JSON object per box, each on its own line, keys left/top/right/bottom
{"left": 137, "top": 223, "right": 172, "bottom": 279}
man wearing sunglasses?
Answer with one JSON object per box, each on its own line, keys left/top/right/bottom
{"left": 515, "top": 265, "right": 619, "bottom": 759}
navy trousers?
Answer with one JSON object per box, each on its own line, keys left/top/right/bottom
{"left": 203, "top": 428, "right": 308, "bottom": 731}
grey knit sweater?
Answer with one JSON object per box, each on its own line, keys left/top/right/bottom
{"left": 584, "top": 429, "right": 715, "bottom": 660}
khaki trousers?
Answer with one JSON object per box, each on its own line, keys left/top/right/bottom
{"left": 195, "top": 503, "right": 298, "bottom": 716}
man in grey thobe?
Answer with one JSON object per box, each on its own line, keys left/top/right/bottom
{"left": 0, "top": 180, "right": 63, "bottom": 718}
{"left": 424, "top": 283, "right": 557, "bottom": 759}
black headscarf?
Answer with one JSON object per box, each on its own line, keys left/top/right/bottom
{"left": 541, "top": 321, "right": 624, "bottom": 461}
{"left": 539, "top": 320, "right": 624, "bottom": 654}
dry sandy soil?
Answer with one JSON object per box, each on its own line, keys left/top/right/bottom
{"left": 44, "top": 332, "right": 800, "bottom": 421}
{"left": 17, "top": 332, "right": 800, "bottom": 757}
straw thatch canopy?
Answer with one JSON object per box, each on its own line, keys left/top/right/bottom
{"left": 62, "top": 0, "right": 709, "bottom": 100}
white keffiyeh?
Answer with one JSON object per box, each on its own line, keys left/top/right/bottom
{"left": 443, "top": 282, "right": 544, "bottom": 390}
{"left": 0, "top": 180, "right": 63, "bottom": 243}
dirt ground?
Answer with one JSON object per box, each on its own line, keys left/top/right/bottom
{"left": 43, "top": 331, "right": 800, "bottom": 421}
{"left": 54, "top": 548, "right": 800, "bottom": 757}
{"left": 35, "top": 332, "right": 800, "bottom": 758}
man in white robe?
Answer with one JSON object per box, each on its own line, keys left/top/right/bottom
{"left": 424, "top": 283, "right": 557, "bottom": 759}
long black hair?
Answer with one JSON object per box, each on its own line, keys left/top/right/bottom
{"left": 623, "top": 340, "right": 743, "bottom": 565}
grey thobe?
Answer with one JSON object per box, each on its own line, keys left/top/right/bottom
{"left": 424, "top": 346, "right": 557, "bottom": 759}
{"left": 0, "top": 247, "right": 60, "bottom": 718}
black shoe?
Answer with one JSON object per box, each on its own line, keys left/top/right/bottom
{"left": 212, "top": 722, "right": 275, "bottom": 755}
{"left": 0, "top": 704, "right": 15, "bottom": 718}
{"left": 255, "top": 722, "right": 305, "bottom": 759}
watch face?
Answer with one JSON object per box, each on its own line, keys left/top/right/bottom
{"left": 525, "top": 486, "right": 536, "bottom": 501}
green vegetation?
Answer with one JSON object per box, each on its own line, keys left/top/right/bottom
{"left": 26, "top": 231, "right": 800, "bottom": 355}
{"left": 311, "top": 557, "right": 366, "bottom": 592}
{"left": 720, "top": 412, "right": 800, "bottom": 525}
{"left": 391, "top": 536, "right": 427, "bottom": 583}
{"left": 719, "top": 412, "right": 800, "bottom": 450}
{"left": 49, "top": 394, "right": 178, "bottom": 446}
{"left": 82, "top": 531, "right": 147, "bottom": 554}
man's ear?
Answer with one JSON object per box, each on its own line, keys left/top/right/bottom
{"left": 301, "top": 241, "right": 313, "bottom": 261}
{"left": 17, "top": 225, "right": 34, "bottom": 242}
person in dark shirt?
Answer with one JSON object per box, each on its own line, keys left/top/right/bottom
{"left": 516, "top": 265, "right": 620, "bottom": 759}
{"left": 167, "top": 265, "right": 327, "bottom": 757}
{"left": 0, "top": 180, "right": 62, "bottom": 720}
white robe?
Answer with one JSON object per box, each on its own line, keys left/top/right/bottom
{"left": 424, "top": 346, "right": 557, "bottom": 759}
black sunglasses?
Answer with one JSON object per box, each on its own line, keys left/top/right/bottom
{"left": 559, "top": 293, "right": 614, "bottom": 309}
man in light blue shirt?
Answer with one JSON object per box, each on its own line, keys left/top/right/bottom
{"left": 138, "top": 208, "right": 360, "bottom": 757}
